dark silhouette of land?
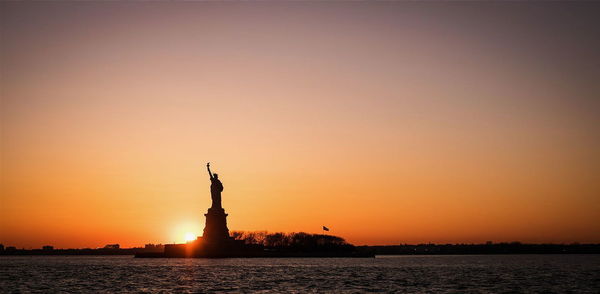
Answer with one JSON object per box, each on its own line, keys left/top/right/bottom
{"left": 358, "top": 242, "right": 600, "bottom": 255}
{"left": 2, "top": 242, "right": 599, "bottom": 256}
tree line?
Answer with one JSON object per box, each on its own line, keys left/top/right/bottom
{"left": 230, "top": 231, "right": 355, "bottom": 252}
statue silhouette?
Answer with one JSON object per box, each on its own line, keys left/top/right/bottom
{"left": 207, "top": 162, "right": 223, "bottom": 209}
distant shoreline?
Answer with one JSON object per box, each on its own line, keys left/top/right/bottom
{"left": 2, "top": 243, "right": 599, "bottom": 256}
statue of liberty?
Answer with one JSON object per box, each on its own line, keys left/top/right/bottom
{"left": 206, "top": 162, "right": 223, "bottom": 209}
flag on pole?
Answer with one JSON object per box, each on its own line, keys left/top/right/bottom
{"left": 322, "top": 226, "right": 329, "bottom": 231}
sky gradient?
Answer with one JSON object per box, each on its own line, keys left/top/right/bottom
{"left": 1, "top": 2, "right": 599, "bottom": 248}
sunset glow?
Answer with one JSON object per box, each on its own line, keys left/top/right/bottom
{"left": 1, "top": 2, "right": 599, "bottom": 249}
{"left": 184, "top": 233, "right": 197, "bottom": 243}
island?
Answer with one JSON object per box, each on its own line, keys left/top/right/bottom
{"left": 135, "top": 163, "right": 371, "bottom": 258}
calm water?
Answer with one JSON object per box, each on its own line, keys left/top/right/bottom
{"left": 1, "top": 255, "right": 598, "bottom": 293}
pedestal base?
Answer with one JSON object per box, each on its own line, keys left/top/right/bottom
{"left": 202, "top": 207, "right": 231, "bottom": 241}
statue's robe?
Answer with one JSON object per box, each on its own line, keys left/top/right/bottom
{"left": 210, "top": 178, "right": 224, "bottom": 209}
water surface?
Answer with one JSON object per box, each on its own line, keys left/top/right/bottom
{"left": 1, "top": 255, "right": 598, "bottom": 292}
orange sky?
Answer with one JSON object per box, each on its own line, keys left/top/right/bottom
{"left": 1, "top": 2, "right": 599, "bottom": 248}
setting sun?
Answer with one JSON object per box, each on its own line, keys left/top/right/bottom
{"left": 184, "top": 233, "right": 197, "bottom": 243}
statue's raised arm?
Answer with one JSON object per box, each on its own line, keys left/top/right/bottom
{"left": 207, "top": 162, "right": 213, "bottom": 179}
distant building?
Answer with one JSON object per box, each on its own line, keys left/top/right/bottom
{"left": 42, "top": 245, "right": 54, "bottom": 250}
{"left": 103, "top": 244, "right": 120, "bottom": 249}
{"left": 0, "top": 244, "right": 4, "bottom": 251}
{"left": 6, "top": 246, "right": 16, "bottom": 251}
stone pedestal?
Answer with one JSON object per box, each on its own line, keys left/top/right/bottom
{"left": 202, "top": 207, "right": 231, "bottom": 242}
